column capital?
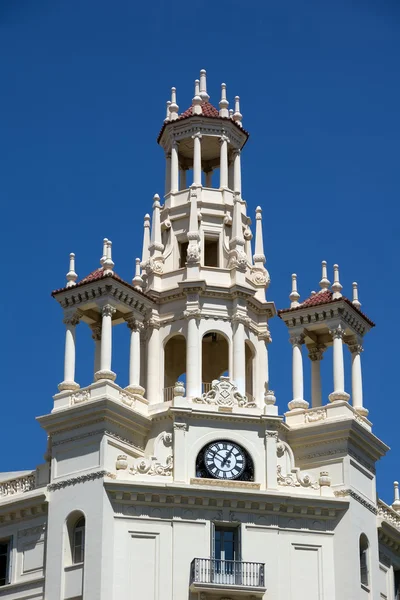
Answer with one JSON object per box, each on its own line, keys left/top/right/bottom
{"left": 289, "top": 333, "right": 305, "bottom": 346}
{"left": 183, "top": 308, "right": 201, "bottom": 321}
{"left": 265, "top": 430, "right": 278, "bottom": 440}
{"left": 348, "top": 341, "right": 363, "bottom": 355}
{"left": 101, "top": 304, "right": 116, "bottom": 318}
{"left": 219, "top": 133, "right": 230, "bottom": 144}
{"left": 232, "top": 312, "right": 250, "bottom": 326}
{"left": 329, "top": 324, "right": 345, "bottom": 340}
{"left": 63, "top": 309, "right": 82, "bottom": 326}
{"left": 308, "top": 345, "right": 326, "bottom": 361}
{"left": 147, "top": 316, "right": 161, "bottom": 330}
{"left": 191, "top": 131, "right": 202, "bottom": 141}
{"left": 125, "top": 316, "right": 144, "bottom": 332}
{"left": 90, "top": 323, "right": 102, "bottom": 341}
{"left": 232, "top": 148, "right": 241, "bottom": 157}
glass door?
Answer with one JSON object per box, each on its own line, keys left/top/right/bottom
{"left": 213, "top": 526, "right": 240, "bottom": 585}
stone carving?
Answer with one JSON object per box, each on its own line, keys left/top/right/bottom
{"left": 130, "top": 455, "right": 173, "bottom": 477}
{"left": 289, "top": 333, "right": 305, "bottom": 346}
{"left": 304, "top": 409, "right": 327, "bottom": 423}
{"left": 329, "top": 324, "right": 345, "bottom": 340}
{"left": 116, "top": 455, "right": 128, "bottom": 470}
{"left": 144, "top": 257, "right": 164, "bottom": 275}
{"left": 0, "top": 474, "right": 35, "bottom": 497}
{"left": 277, "top": 465, "right": 319, "bottom": 490}
{"left": 173, "top": 422, "right": 188, "bottom": 431}
{"left": 250, "top": 267, "right": 270, "bottom": 286}
{"left": 48, "top": 470, "right": 116, "bottom": 491}
{"left": 228, "top": 249, "right": 248, "bottom": 272}
{"left": 193, "top": 377, "right": 256, "bottom": 408}
{"left": 119, "top": 390, "right": 136, "bottom": 407}
{"left": 377, "top": 501, "right": 400, "bottom": 530}
{"left": 102, "top": 304, "right": 116, "bottom": 318}
{"left": 70, "top": 390, "right": 90, "bottom": 405}
{"left": 319, "top": 471, "right": 332, "bottom": 487}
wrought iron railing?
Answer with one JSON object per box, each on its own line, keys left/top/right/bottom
{"left": 190, "top": 558, "right": 265, "bottom": 588}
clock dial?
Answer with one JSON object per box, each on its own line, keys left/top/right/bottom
{"left": 204, "top": 441, "right": 246, "bottom": 480}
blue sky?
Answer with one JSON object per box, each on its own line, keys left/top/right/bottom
{"left": 1, "top": 0, "right": 399, "bottom": 502}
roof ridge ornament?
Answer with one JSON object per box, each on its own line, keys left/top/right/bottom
{"left": 132, "top": 258, "right": 143, "bottom": 290}
{"left": 66, "top": 253, "right": 78, "bottom": 288}
{"left": 352, "top": 282, "right": 361, "bottom": 309}
{"left": 393, "top": 481, "right": 400, "bottom": 512}
{"left": 332, "top": 264, "right": 343, "bottom": 299}
{"left": 164, "top": 100, "right": 171, "bottom": 123}
{"left": 319, "top": 260, "right": 330, "bottom": 292}
{"left": 103, "top": 239, "right": 114, "bottom": 276}
{"left": 289, "top": 274, "right": 300, "bottom": 307}
{"left": 192, "top": 79, "right": 202, "bottom": 115}
{"left": 199, "top": 69, "right": 210, "bottom": 102}
{"left": 219, "top": 83, "right": 229, "bottom": 118}
{"left": 100, "top": 238, "right": 108, "bottom": 267}
{"left": 169, "top": 87, "right": 179, "bottom": 121}
{"left": 233, "top": 96, "right": 243, "bottom": 127}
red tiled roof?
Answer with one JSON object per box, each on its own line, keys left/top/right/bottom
{"left": 179, "top": 102, "right": 220, "bottom": 120}
{"left": 51, "top": 268, "right": 151, "bottom": 299}
{"left": 156, "top": 102, "right": 249, "bottom": 144}
{"left": 278, "top": 290, "right": 375, "bottom": 327}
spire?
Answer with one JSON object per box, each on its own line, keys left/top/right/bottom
{"left": 66, "top": 252, "right": 78, "bottom": 288}
{"left": 100, "top": 238, "right": 108, "bottom": 266}
{"left": 199, "top": 69, "right": 210, "bottom": 102}
{"left": 393, "top": 481, "right": 400, "bottom": 512}
{"left": 219, "top": 83, "right": 229, "bottom": 118}
{"left": 132, "top": 258, "right": 143, "bottom": 290}
{"left": 319, "top": 260, "right": 330, "bottom": 291}
{"left": 352, "top": 282, "right": 361, "bottom": 309}
{"left": 192, "top": 79, "right": 202, "bottom": 115}
{"left": 169, "top": 87, "right": 179, "bottom": 121}
{"left": 290, "top": 274, "right": 300, "bottom": 308}
{"left": 103, "top": 239, "right": 114, "bottom": 276}
{"left": 332, "top": 264, "right": 343, "bottom": 299}
{"left": 164, "top": 100, "right": 171, "bottom": 123}
{"left": 233, "top": 96, "right": 243, "bottom": 127}
{"left": 141, "top": 214, "right": 151, "bottom": 266}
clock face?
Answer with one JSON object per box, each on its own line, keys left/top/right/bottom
{"left": 204, "top": 441, "right": 246, "bottom": 480}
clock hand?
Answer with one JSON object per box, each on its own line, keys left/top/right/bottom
{"left": 221, "top": 447, "right": 234, "bottom": 467}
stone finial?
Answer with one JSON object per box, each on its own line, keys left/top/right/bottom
{"left": 192, "top": 79, "right": 202, "bottom": 115}
{"left": 103, "top": 239, "right": 114, "bottom": 275}
{"left": 132, "top": 258, "right": 143, "bottom": 290}
{"left": 229, "top": 108, "right": 234, "bottom": 118}
{"left": 290, "top": 274, "right": 300, "bottom": 308}
{"left": 100, "top": 238, "right": 108, "bottom": 266}
{"left": 352, "top": 282, "right": 361, "bottom": 309}
{"left": 393, "top": 481, "right": 400, "bottom": 512}
{"left": 253, "top": 206, "right": 266, "bottom": 264}
{"left": 66, "top": 253, "right": 78, "bottom": 288}
{"left": 219, "top": 83, "right": 229, "bottom": 118}
{"left": 199, "top": 69, "right": 210, "bottom": 102}
{"left": 332, "top": 264, "right": 343, "bottom": 299}
{"left": 169, "top": 87, "right": 179, "bottom": 121}
{"left": 319, "top": 260, "right": 330, "bottom": 291}
{"left": 164, "top": 100, "right": 171, "bottom": 123}
{"left": 233, "top": 96, "right": 243, "bottom": 127}
{"left": 141, "top": 214, "right": 151, "bottom": 267}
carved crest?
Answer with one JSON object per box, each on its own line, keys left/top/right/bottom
{"left": 193, "top": 377, "right": 256, "bottom": 408}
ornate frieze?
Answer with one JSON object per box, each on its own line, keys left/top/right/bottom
{"left": 304, "top": 408, "right": 327, "bottom": 423}
{"left": 0, "top": 474, "right": 36, "bottom": 497}
{"left": 48, "top": 470, "right": 116, "bottom": 491}
{"left": 130, "top": 456, "right": 173, "bottom": 477}
{"left": 277, "top": 465, "right": 320, "bottom": 490}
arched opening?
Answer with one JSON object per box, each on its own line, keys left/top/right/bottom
{"left": 65, "top": 511, "right": 86, "bottom": 567}
{"left": 164, "top": 335, "right": 186, "bottom": 401}
{"left": 359, "top": 534, "right": 369, "bottom": 588}
{"left": 245, "top": 341, "right": 255, "bottom": 400}
{"left": 202, "top": 332, "right": 229, "bottom": 393}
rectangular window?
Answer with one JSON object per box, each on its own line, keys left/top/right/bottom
{"left": 0, "top": 540, "right": 10, "bottom": 586}
{"left": 204, "top": 238, "right": 219, "bottom": 267}
{"left": 179, "top": 241, "right": 188, "bottom": 268}
{"left": 73, "top": 527, "right": 85, "bottom": 564}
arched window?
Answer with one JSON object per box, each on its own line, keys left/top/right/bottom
{"left": 202, "top": 332, "right": 229, "bottom": 391}
{"left": 359, "top": 534, "right": 369, "bottom": 587}
{"left": 245, "top": 341, "right": 255, "bottom": 400}
{"left": 65, "top": 512, "right": 86, "bottom": 566}
{"left": 164, "top": 335, "right": 186, "bottom": 401}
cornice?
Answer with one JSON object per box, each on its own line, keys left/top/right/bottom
{"left": 48, "top": 470, "right": 116, "bottom": 491}
{"left": 333, "top": 489, "right": 377, "bottom": 514}
{"left": 0, "top": 493, "right": 47, "bottom": 524}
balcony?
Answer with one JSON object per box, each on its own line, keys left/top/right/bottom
{"left": 190, "top": 558, "right": 266, "bottom": 597}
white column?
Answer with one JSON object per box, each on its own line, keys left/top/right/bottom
{"left": 233, "top": 149, "right": 242, "bottom": 196}
{"left": 233, "top": 316, "right": 246, "bottom": 395}
{"left": 185, "top": 313, "right": 201, "bottom": 398}
{"left": 179, "top": 167, "right": 187, "bottom": 190}
{"left": 349, "top": 341, "right": 367, "bottom": 415}
{"left": 308, "top": 346, "right": 324, "bottom": 408}
{"left": 329, "top": 325, "right": 350, "bottom": 402}
{"left": 205, "top": 169, "right": 213, "bottom": 188}
{"left": 126, "top": 318, "right": 145, "bottom": 395}
{"left": 192, "top": 132, "right": 202, "bottom": 185}
{"left": 288, "top": 334, "right": 309, "bottom": 410}
{"left": 219, "top": 134, "right": 229, "bottom": 188}
{"left": 90, "top": 324, "right": 102, "bottom": 379}
{"left": 165, "top": 151, "right": 171, "bottom": 195}
{"left": 95, "top": 304, "right": 116, "bottom": 381}
{"left": 170, "top": 141, "right": 179, "bottom": 192}
{"left": 58, "top": 311, "right": 81, "bottom": 391}
{"left": 146, "top": 320, "right": 160, "bottom": 404}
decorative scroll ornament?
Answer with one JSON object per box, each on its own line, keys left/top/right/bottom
{"left": 277, "top": 465, "right": 319, "bottom": 490}
{"left": 228, "top": 249, "right": 248, "bottom": 272}
{"left": 250, "top": 265, "right": 270, "bottom": 287}
{"left": 144, "top": 257, "right": 164, "bottom": 275}
{"left": 130, "top": 455, "right": 173, "bottom": 477}
{"left": 186, "top": 232, "right": 201, "bottom": 265}
{"left": 193, "top": 377, "right": 256, "bottom": 408}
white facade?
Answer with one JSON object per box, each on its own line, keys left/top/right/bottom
{"left": 1, "top": 69, "right": 399, "bottom": 600}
